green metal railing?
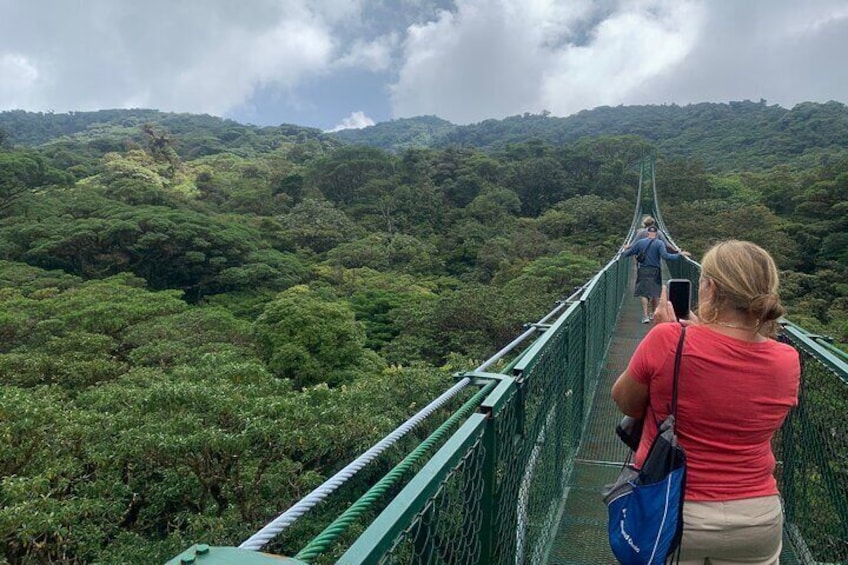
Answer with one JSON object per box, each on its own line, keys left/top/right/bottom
{"left": 337, "top": 248, "right": 632, "bottom": 565}
{"left": 168, "top": 249, "right": 634, "bottom": 565}
{"left": 168, "top": 158, "right": 847, "bottom": 564}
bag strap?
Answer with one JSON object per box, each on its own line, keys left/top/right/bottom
{"left": 639, "top": 238, "right": 656, "bottom": 261}
{"left": 670, "top": 325, "right": 687, "bottom": 418}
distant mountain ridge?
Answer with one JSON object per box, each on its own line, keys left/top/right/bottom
{"left": 332, "top": 100, "right": 848, "bottom": 171}
{"left": 3, "top": 99, "right": 848, "bottom": 171}
{"left": 330, "top": 115, "right": 455, "bottom": 150}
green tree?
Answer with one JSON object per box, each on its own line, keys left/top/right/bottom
{"left": 507, "top": 156, "right": 572, "bottom": 216}
{"left": 252, "top": 285, "right": 377, "bottom": 387}
{"left": 280, "top": 198, "right": 363, "bottom": 253}
{"left": 305, "top": 146, "right": 396, "bottom": 206}
{"left": 0, "top": 151, "right": 71, "bottom": 213}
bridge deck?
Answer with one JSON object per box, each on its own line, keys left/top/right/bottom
{"left": 546, "top": 266, "right": 801, "bottom": 564}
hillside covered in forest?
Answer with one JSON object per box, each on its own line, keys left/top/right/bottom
{"left": 0, "top": 103, "right": 846, "bottom": 563}
{"left": 338, "top": 100, "right": 848, "bottom": 171}
{"left": 4, "top": 100, "right": 848, "bottom": 173}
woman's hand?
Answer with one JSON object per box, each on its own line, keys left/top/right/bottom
{"left": 653, "top": 285, "right": 701, "bottom": 325}
{"left": 652, "top": 285, "right": 677, "bottom": 324}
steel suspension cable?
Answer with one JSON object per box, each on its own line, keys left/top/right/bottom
{"left": 238, "top": 376, "right": 473, "bottom": 551}
{"left": 294, "top": 380, "right": 499, "bottom": 562}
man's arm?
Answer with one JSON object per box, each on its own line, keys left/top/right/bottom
{"left": 624, "top": 230, "right": 647, "bottom": 250}
{"left": 621, "top": 239, "right": 644, "bottom": 257}
{"left": 661, "top": 246, "right": 691, "bottom": 260}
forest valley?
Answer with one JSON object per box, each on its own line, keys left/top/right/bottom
{"left": 0, "top": 102, "right": 846, "bottom": 564}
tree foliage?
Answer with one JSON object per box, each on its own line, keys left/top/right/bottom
{"left": 0, "top": 104, "right": 846, "bottom": 563}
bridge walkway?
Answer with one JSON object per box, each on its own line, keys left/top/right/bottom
{"left": 548, "top": 262, "right": 648, "bottom": 564}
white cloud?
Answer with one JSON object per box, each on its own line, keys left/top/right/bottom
{"left": 0, "top": 53, "right": 41, "bottom": 108}
{"left": 391, "top": 0, "right": 705, "bottom": 123}
{"left": 540, "top": 2, "right": 704, "bottom": 116}
{"left": 0, "top": 0, "right": 370, "bottom": 116}
{"left": 1, "top": 0, "right": 846, "bottom": 127}
{"left": 390, "top": 0, "right": 547, "bottom": 123}
{"left": 625, "top": 0, "right": 848, "bottom": 109}
{"left": 166, "top": 20, "right": 337, "bottom": 115}
{"left": 334, "top": 34, "right": 398, "bottom": 72}
{"left": 326, "top": 110, "right": 376, "bottom": 132}
{"left": 390, "top": 0, "right": 848, "bottom": 124}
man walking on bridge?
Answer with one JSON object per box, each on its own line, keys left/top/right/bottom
{"left": 630, "top": 216, "right": 679, "bottom": 252}
{"left": 622, "top": 226, "right": 689, "bottom": 323}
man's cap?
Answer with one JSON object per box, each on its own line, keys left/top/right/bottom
{"left": 646, "top": 226, "right": 658, "bottom": 233}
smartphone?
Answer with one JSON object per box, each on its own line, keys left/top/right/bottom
{"left": 667, "top": 279, "right": 691, "bottom": 320}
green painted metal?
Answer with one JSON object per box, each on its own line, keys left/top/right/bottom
{"left": 817, "top": 337, "right": 848, "bottom": 362}
{"left": 337, "top": 414, "right": 489, "bottom": 564}
{"left": 293, "top": 379, "right": 498, "bottom": 562}
{"left": 511, "top": 301, "right": 581, "bottom": 375}
{"left": 476, "top": 418, "right": 496, "bottom": 565}
{"left": 473, "top": 372, "right": 519, "bottom": 415}
{"left": 782, "top": 321, "right": 848, "bottom": 378}
{"left": 783, "top": 324, "right": 848, "bottom": 378}
{"left": 776, "top": 320, "right": 848, "bottom": 563}
{"left": 322, "top": 253, "right": 629, "bottom": 564}
{"left": 165, "top": 545, "right": 306, "bottom": 565}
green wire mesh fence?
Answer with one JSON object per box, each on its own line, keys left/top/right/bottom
{"left": 334, "top": 252, "right": 630, "bottom": 564}
{"left": 778, "top": 325, "right": 848, "bottom": 563}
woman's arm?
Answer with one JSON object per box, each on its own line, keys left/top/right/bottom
{"left": 611, "top": 369, "right": 649, "bottom": 418}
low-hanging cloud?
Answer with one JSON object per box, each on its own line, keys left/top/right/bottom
{"left": 333, "top": 34, "right": 398, "bottom": 72}
{"left": 326, "top": 110, "right": 376, "bottom": 132}
{"left": 390, "top": 0, "right": 848, "bottom": 124}
{"left": 390, "top": 0, "right": 705, "bottom": 123}
{"left": 625, "top": 1, "right": 848, "bottom": 108}
{"left": 0, "top": 53, "right": 41, "bottom": 108}
{"left": 1, "top": 0, "right": 846, "bottom": 127}
{"left": 540, "top": 3, "right": 704, "bottom": 115}
{"left": 0, "top": 0, "right": 369, "bottom": 115}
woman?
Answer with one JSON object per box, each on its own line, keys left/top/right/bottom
{"left": 611, "top": 240, "right": 800, "bottom": 564}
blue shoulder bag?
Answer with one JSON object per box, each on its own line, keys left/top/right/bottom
{"left": 603, "top": 326, "right": 687, "bottom": 564}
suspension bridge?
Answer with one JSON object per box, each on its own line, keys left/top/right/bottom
{"left": 168, "top": 161, "right": 848, "bottom": 565}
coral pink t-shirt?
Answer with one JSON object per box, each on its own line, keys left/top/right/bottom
{"left": 628, "top": 323, "right": 800, "bottom": 501}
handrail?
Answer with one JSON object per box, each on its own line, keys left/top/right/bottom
{"left": 294, "top": 380, "right": 499, "bottom": 561}
{"left": 239, "top": 263, "right": 602, "bottom": 550}
{"left": 781, "top": 321, "right": 848, "bottom": 383}
{"left": 238, "top": 376, "right": 473, "bottom": 551}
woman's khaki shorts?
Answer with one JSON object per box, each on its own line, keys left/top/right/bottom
{"left": 678, "top": 495, "right": 783, "bottom": 565}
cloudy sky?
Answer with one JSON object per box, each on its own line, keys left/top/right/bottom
{"left": 1, "top": 0, "right": 847, "bottom": 132}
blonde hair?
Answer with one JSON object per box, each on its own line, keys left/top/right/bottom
{"left": 698, "top": 240, "right": 784, "bottom": 337}
{"left": 641, "top": 216, "right": 655, "bottom": 227}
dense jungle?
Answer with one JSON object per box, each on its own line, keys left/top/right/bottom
{"left": 1, "top": 101, "right": 847, "bottom": 564}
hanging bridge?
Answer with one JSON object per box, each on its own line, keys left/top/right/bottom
{"left": 168, "top": 161, "right": 848, "bottom": 565}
